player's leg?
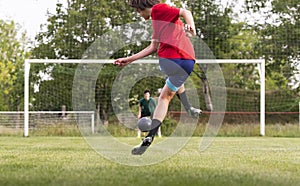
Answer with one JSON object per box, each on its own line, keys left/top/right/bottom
{"left": 146, "top": 84, "right": 176, "bottom": 137}
{"left": 137, "top": 129, "right": 141, "bottom": 138}
{"left": 162, "top": 58, "right": 201, "bottom": 118}
{"left": 176, "top": 85, "right": 202, "bottom": 118}
{"left": 132, "top": 58, "right": 198, "bottom": 155}
{"left": 157, "top": 126, "right": 162, "bottom": 137}
{"left": 152, "top": 84, "right": 176, "bottom": 121}
{"left": 132, "top": 85, "right": 176, "bottom": 155}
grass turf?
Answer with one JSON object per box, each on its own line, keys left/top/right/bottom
{"left": 0, "top": 136, "right": 299, "bottom": 186}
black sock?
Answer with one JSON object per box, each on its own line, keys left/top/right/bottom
{"left": 176, "top": 91, "right": 191, "bottom": 111}
{"left": 146, "top": 119, "right": 162, "bottom": 139}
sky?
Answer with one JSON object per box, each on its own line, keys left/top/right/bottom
{"left": 0, "top": 0, "right": 66, "bottom": 40}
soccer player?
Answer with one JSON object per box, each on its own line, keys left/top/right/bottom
{"left": 114, "top": 0, "right": 201, "bottom": 155}
{"left": 137, "top": 90, "right": 161, "bottom": 138}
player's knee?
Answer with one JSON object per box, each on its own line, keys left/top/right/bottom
{"left": 176, "top": 85, "right": 185, "bottom": 94}
{"left": 160, "top": 90, "right": 175, "bottom": 101}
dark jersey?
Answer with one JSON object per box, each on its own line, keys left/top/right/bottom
{"left": 139, "top": 97, "right": 156, "bottom": 118}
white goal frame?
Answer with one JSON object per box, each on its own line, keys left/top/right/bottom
{"left": 24, "top": 59, "right": 265, "bottom": 137}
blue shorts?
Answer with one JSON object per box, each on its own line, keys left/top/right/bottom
{"left": 159, "top": 58, "right": 195, "bottom": 92}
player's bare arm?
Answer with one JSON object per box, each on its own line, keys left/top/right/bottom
{"left": 138, "top": 106, "right": 142, "bottom": 119}
{"left": 179, "top": 9, "right": 196, "bottom": 36}
{"left": 114, "top": 40, "right": 159, "bottom": 67}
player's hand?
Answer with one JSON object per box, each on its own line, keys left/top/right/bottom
{"left": 184, "top": 24, "right": 196, "bottom": 37}
{"left": 113, "top": 57, "right": 132, "bottom": 67}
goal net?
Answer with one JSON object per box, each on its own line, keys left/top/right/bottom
{"left": 21, "top": 58, "right": 274, "bottom": 137}
{"left": 0, "top": 111, "right": 94, "bottom": 136}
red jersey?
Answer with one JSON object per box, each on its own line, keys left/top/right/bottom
{"left": 151, "top": 4, "right": 195, "bottom": 60}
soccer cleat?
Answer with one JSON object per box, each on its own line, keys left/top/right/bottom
{"left": 131, "top": 136, "right": 153, "bottom": 155}
{"left": 187, "top": 107, "right": 202, "bottom": 118}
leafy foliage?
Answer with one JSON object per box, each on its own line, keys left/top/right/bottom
{"left": 0, "top": 20, "right": 29, "bottom": 111}
{"left": 27, "top": 0, "right": 299, "bottom": 122}
{"left": 244, "top": 0, "right": 300, "bottom": 90}
{"left": 30, "top": 1, "right": 139, "bottom": 116}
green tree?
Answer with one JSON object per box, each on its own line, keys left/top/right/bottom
{"left": 221, "top": 23, "right": 262, "bottom": 90}
{"left": 0, "top": 20, "right": 29, "bottom": 111}
{"left": 31, "top": 1, "right": 141, "bottom": 123}
{"left": 244, "top": 0, "right": 299, "bottom": 90}
{"left": 32, "top": 1, "right": 138, "bottom": 59}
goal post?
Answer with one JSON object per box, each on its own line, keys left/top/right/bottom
{"left": 24, "top": 59, "right": 99, "bottom": 137}
{"left": 24, "top": 59, "right": 265, "bottom": 137}
{"left": 24, "top": 59, "right": 30, "bottom": 137}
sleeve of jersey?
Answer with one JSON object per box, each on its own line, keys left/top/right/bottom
{"left": 151, "top": 98, "right": 156, "bottom": 106}
{"left": 152, "top": 4, "right": 180, "bottom": 41}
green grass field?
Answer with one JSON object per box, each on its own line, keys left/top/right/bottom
{"left": 1, "top": 136, "right": 300, "bottom": 186}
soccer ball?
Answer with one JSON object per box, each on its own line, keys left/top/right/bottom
{"left": 137, "top": 117, "right": 152, "bottom": 132}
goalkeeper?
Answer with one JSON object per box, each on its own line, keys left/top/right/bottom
{"left": 137, "top": 90, "right": 161, "bottom": 138}
{"left": 114, "top": 0, "right": 201, "bottom": 155}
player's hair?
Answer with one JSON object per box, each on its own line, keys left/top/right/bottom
{"left": 128, "top": 0, "right": 161, "bottom": 10}
{"left": 144, "top": 89, "right": 151, "bottom": 94}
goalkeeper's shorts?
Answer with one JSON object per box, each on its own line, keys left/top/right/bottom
{"left": 159, "top": 58, "right": 195, "bottom": 92}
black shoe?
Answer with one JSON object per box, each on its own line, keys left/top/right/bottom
{"left": 187, "top": 107, "right": 202, "bottom": 118}
{"left": 131, "top": 136, "right": 153, "bottom": 155}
